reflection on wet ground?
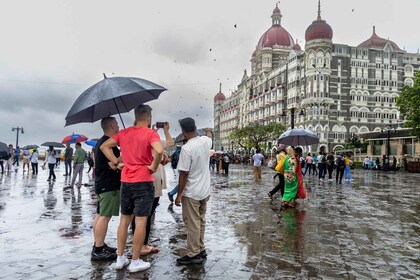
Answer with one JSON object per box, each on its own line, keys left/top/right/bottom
{"left": 0, "top": 165, "right": 419, "bottom": 279}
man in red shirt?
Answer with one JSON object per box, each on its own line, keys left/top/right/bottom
{"left": 101, "top": 105, "right": 163, "bottom": 273}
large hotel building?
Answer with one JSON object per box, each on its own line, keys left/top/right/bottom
{"left": 213, "top": 2, "right": 420, "bottom": 153}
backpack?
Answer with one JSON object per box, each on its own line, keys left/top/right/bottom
{"left": 170, "top": 147, "right": 181, "bottom": 169}
{"left": 337, "top": 157, "right": 345, "bottom": 169}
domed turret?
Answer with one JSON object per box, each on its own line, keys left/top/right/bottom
{"left": 214, "top": 83, "right": 226, "bottom": 102}
{"left": 305, "top": 0, "right": 333, "bottom": 42}
{"left": 358, "top": 26, "right": 401, "bottom": 50}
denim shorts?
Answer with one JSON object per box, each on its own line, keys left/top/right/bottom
{"left": 120, "top": 182, "right": 154, "bottom": 217}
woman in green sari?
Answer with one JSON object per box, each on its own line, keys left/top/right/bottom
{"left": 282, "top": 146, "right": 298, "bottom": 208}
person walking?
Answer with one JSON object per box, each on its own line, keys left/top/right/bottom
{"left": 252, "top": 149, "right": 264, "bottom": 182}
{"left": 101, "top": 104, "right": 163, "bottom": 273}
{"left": 12, "top": 146, "right": 20, "bottom": 167}
{"left": 222, "top": 153, "right": 231, "bottom": 175}
{"left": 317, "top": 153, "right": 324, "bottom": 181}
{"left": 267, "top": 144, "right": 286, "bottom": 200}
{"left": 44, "top": 146, "right": 57, "bottom": 181}
{"left": 22, "top": 148, "right": 30, "bottom": 172}
{"left": 63, "top": 144, "right": 73, "bottom": 176}
{"left": 303, "top": 153, "right": 313, "bottom": 176}
{"left": 87, "top": 148, "right": 95, "bottom": 175}
{"left": 30, "top": 149, "right": 39, "bottom": 175}
{"left": 282, "top": 146, "right": 298, "bottom": 208}
{"left": 5, "top": 145, "right": 13, "bottom": 172}
{"left": 335, "top": 153, "right": 345, "bottom": 184}
{"left": 174, "top": 118, "right": 212, "bottom": 265}
{"left": 344, "top": 154, "right": 353, "bottom": 181}
{"left": 326, "top": 152, "right": 335, "bottom": 181}
{"left": 91, "top": 117, "right": 120, "bottom": 261}
{"left": 68, "top": 143, "right": 85, "bottom": 188}
{"left": 312, "top": 153, "right": 318, "bottom": 175}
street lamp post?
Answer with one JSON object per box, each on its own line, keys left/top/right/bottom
{"left": 381, "top": 126, "right": 395, "bottom": 171}
{"left": 11, "top": 127, "right": 24, "bottom": 149}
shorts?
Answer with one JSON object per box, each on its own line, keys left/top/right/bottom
{"left": 120, "top": 182, "right": 154, "bottom": 217}
{"left": 23, "top": 158, "right": 30, "bottom": 164}
{"left": 96, "top": 190, "right": 120, "bottom": 216}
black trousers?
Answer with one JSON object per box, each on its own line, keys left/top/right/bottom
{"left": 336, "top": 167, "right": 344, "bottom": 182}
{"left": 269, "top": 174, "right": 285, "bottom": 197}
{"left": 327, "top": 165, "right": 334, "bottom": 179}
{"left": 48, "top": 163, "right": 56, "bottom": 179}
{"left": 31, "top": 162, "right": 38, "bottom": 175}
{"left": 0, "top": 160, "right": 3, "bottom": 173}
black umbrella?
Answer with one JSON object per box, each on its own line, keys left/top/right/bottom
{"left": 41, "top": 142, "right": 65, "bottom": 148}
{"left": 0, "top": 142, "right": 10, "bottom": 159}
{"left": 65, "top": 74, "right": 167, "bottom": 128}
{"left": 278, "top": 128, "right": 319, "bottom": 146}
{"left": 174, "top": 129, "right": 206, "bottom": 143}
{"left": 22, "top": 144, "right": 39, "bottom": 150}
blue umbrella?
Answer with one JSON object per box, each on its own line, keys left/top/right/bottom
{"left": 65, "top": 74, "right": 167, "bottom": 128}
{"left": 85, "top": 139, "right": 98, "bottom": 147}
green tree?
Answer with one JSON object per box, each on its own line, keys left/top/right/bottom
{"left": 346, "top": 134, "right": 367, "bottom": 153}
{"left": 397, "top": 71, "right": 420, "bottom": 138}
{"left": 228, "top": 122, "right": 285, "bottom": 151}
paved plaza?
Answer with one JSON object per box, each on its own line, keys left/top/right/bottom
{"left": 0, "top": 164, "right": 419, "bottom": 279}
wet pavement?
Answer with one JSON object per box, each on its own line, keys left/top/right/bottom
{"left": 0, "top": 164, "right": 419, "bottom": 279}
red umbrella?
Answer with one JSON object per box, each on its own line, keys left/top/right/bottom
{"left": 62, "top": 133, "right": 88, "bottom": 144}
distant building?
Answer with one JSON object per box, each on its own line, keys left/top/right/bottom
{"left": 213, "top": 1, "right": 420, "bottom": 153}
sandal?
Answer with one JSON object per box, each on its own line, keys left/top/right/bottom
{"left": 140, "top": 245, "right": 160, "bottom": 256}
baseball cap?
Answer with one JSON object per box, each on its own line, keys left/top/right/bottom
{"left": 179, "top": 117, "right": 196, "bottom": 132}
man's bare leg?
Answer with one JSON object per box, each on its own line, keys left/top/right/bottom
{"left": 117, "top": 214, "right": 133, "bottom": 256}
{"left": 132, "top": 216, "right": 148, "bottom": 260}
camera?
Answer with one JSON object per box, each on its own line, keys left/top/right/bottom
{"left": 156, "top": 122, "right": 165, "bottom": 128}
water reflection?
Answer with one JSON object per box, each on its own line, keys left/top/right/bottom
{"left": 59, "top": 188, "right": 83, "bottom": 238}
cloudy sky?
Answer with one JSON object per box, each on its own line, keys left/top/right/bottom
{"left": 0, "top": 0, "right": 418, "bottom": 150}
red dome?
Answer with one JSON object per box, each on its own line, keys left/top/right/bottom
{"left": 257, "top": 25, "right": 294, "bottom": 49}
{"left": 292, "top": 42, "right": 302, "bottom": 51}
{"left": 358, "top": 27, "right": 401, "bottom": 51}
{"left": 305, "top": 19, "right": 333, "bottom": 41}
{"left": 214, "top": 92, "right": 226, "bottom": 102}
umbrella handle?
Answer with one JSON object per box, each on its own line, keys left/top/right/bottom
{"left": 113, "top": 98, "right": 126, "bottom": 129}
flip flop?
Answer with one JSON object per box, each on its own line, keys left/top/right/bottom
{"left": 140, "top": 245, "right": 159, "bottom": 256}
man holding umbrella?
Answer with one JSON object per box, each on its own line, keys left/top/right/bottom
{"left": 101, "top": 105, "right": 163, "bottom": 273}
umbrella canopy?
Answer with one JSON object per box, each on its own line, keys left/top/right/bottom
{"left": 41, "top": 142, "right": 65, "bottom": 148}
{"left": 85, "top": 139, "right": 98, "bottom": 147}
{"left": 0, "top": 141, "right": 9, "bottom": 153}
{"left": 278, "top": 128, "right": 319, "bottom": 146}
{"left": 65, "top": 75, "right": 167, "bottom": 128}
{"left": 62, "top": 133, "right": 88, "bottom": 144}
{"left": 174, "top": 129, "right": 206, "bottom": 143}
{"left": 21, "top": 144, "right": 39, "bottom": 150}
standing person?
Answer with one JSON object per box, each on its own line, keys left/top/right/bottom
{"left": 68, "top": 143, "right": 85, "bottom": 188}
{"left": 317, "top": 153, "right": 324, "bottom": 181}
{"left": 0, "top": 155, "right": 4, "bottom": 174}
{"left": 252, "top": 149, "right": 264, "bottom": 182}
{"left": 168, "top": 145, "right": 183, "bottom": 203}
{"left": 282, "top": 146, "right": 298, "bottom": 208}
{"left": 91, "top": 117, "right": 120, "bottom": 261}
{"left": 222, "top": 153, "right": 231, "bottom": 175}
{"left": 63, "top": 144, "right": 73, "bottom": 176}
{"left": 392, "top": 156, "right": 397, "bottom": 171}
{"left": 30, "top": 149, "right": 39, "bottom": 175}
{"left": 335, "top": 153, "right": 345, "bottom": 184}
{"left": 174, "top": 118, "right": 212, "bottom": 265}
{"left": 12, "top": 146, "right": 20, "bottom": 167}
{"left": 22, "top": 148, "right": 30, "bottom": 172}
{"left": 326, "top": 152, "right": 335, "bottom": 181}
{"left": 294, "top": 147, "right": 306, "bottom": 201}
{"left": 344, "top": 154, "right": 352, "bottom": 181}
{"left": 363, "top": 156, "right": 370, "bottom": 170}
{"left": 267, "top": 144, "right": 286, "bottom": 200}
{"left": 101, "top": 104, "right": 163, "bottom": 273}
{"left": 43, "top": 146, "right": 57, "bottom": 181}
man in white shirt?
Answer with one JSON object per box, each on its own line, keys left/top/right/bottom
{"left": 175, "top": 118, "right": 212, "bottom": 265}
{"left": 252, "top": 149, "right": 264, "bottom": 182}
